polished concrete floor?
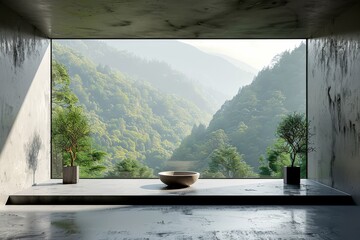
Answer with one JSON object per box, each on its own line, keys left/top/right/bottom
{"left": 3, "top": 180, "right": 356, "bottom": 239}
{"left": 7, "top": 179, "right": 353, "bottom": 205}
{"left": 1, "top": 205, "right": 360, "bottom": 239}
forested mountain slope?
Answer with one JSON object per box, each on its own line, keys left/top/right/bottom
{"left": 52, "top": 43, "right": 211, "bottom": 171}
{"left": 171, "top": 44, "right": 306, "bottom": 171}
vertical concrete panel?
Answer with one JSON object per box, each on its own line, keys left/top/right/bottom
{"left": 308, "top": 4, "right": 360, "bottom": 203}
{"left": 0, "top": 4, "right": 50, "bottom": 205}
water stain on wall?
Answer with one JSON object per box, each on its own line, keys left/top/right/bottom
{"left": 311, "top": 35, "right": 360, "bottom": 190}
{"left": 0, "top": 26, "right": 43, "bottom": 69}
{"left": 0, "top": 99, "right": 14, "bottom": 152}
{"left": 110, "top": 21, "right": 132, "bottom": 27}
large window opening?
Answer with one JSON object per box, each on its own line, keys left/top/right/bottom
{"left": 51, "top": 39, "right": 306, "bottom": 179}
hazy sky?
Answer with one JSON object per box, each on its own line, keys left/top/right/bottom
{"left": 180, "top": 39, "right": 304, "bottom": 70}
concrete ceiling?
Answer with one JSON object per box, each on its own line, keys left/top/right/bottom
{"left": 1, "top": 0, "right": 359, "bottom": 38}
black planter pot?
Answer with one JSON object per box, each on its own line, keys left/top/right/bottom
{"left": 283, "top": 167, "right": 300, "bottom": 185}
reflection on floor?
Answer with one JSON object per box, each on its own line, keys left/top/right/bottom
{"left": 7, "top": 179, "right": 353, "bottom": 205}
{"left": 1, "top": 205, "right": 360, "bottom": 239}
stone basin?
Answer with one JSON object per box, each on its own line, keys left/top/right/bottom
{"left": 158, "top": 171, "right": 200, "bottom": 187}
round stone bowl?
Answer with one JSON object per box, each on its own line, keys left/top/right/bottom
{"left": 158, "top": 171, "right": 200, "bottom": 187}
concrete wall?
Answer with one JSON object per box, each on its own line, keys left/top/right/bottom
{"left": 0, "top": 4, "right": 50, "bottom": 205}
{"left": 308, "top": 3, "right": 360, "bottom": 203}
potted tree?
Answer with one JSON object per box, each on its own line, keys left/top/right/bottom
{"left": 53, "top": 106, "right": 91, "bottom": 184}
{"left": 276, "top": 112, "right": 313, "bottom": 185}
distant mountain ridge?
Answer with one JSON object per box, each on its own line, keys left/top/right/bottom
{"left": 54, "top": 40, "right": 220, "bottom": 113}
{"left": 210, "top": 52, "right": 258, "bottom": 76}
{"left": 106, "top": 40, "right": 255, "bottom": 100}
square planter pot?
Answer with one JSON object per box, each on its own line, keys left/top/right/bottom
{"left": 283, "top": 166, "right": 300, "bottom": 185}
{"left": 63, "top": 166, "right": 79, "bottom": 184}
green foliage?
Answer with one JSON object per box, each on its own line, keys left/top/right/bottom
{"left": 53, "top": 105, "right": 107, "bottom": 176}
{"left": 52, "top": 60, "right": 107, "bottom": 177}
{"left": 77, "top": 150, "right": 107, "bottom": 177}
{"left": 106, "top": 158, "right": 154, "bottom": 178}
{"left": 170, "top": 127, "right": 230, "bottom": 171}
{"left": 259, "top": 112, "right": 311, "bottom": 178}
{"left": 52, "top": 61, "right": 78, "bottom": 108}
{"left": 258, "top": 156, "right": 272, "bottom": 177}
{"left": 258, "top": 139, "right": 291, "bottom": 177}
{"left": 52, "top": 106, "right": 91, "bottom": 167}
{"left": 204, "top": 145, "right": 256, "bottom": 178}
{"left": 276, "top": 112, "right": 308, "bottom": 167}
{"left": 259, "top": 150, "right": 307, "bottom": 178}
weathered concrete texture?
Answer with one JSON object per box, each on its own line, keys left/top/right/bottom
{"left": 1, "top": 205, "right": 360, "bottom": 239}
{"left": 0, "top": 3, "right": 50, "bottom": 205}
{"left": 308, "top": 2, "right": 360, "bottom": 204}
{"left": 0, "top": 0, "right": 359, "bottom": 38}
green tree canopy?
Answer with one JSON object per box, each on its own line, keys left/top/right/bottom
{"left": 258, "top": 138, "right": 291, "bottom": 177}
{"left": 276, "top": 112, "right": 307, "bottom": 167}
{"left": 206, "top": 145, "right": 255, "bottom": 178}
{"left": 52, "top": 106, "right": 91, "bottom": 167}
{"left": 52, "top": 61, "right": 78, "bottom": 109}
{"left": 259, "top": 112, "right": 311, "bottom": 178}
{"left": 107, "top": 158, "right": 154, "bottom": 178}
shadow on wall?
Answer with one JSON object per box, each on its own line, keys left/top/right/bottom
{"left": 25, "top": 133, "right": 42, "bottom": 185}
{"left": 0, "top": 2, "right": 49, "bottom": 160}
